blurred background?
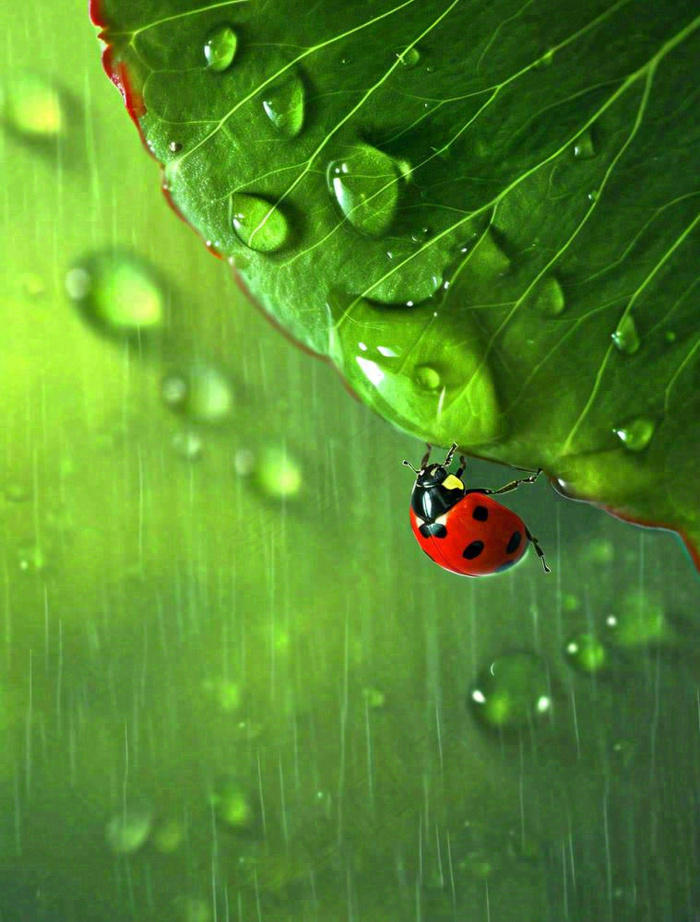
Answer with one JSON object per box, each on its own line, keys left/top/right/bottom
{"left": 1, "top": 2, "right": 700, "bottom": 920}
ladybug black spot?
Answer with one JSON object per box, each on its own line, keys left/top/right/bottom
{"left": 419, "top": 522, "right": 447, "bottom": 539}
{"left": 506, "top": 531, "right": 522, "bottom": 554}
{"left": 462, "top": 540, "right": 485, "bottom": 559}
{"left": 472, "top": 505, "right": 489, "bottom": 522}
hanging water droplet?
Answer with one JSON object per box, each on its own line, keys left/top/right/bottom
{"left": 468, "top": 652, "right": 552, "bottom": 731}
{"left": 414, "top": 364, "right": 442, "bottom": 391}
{"left": 204, "top": 25, "right": 238, "bottom": 72}
{"left": 533, "top": 275, "right": 565, "bottom": 316}
{"left": 613, "top": 416, "right": 655, "bottom": 452}
{"left": 0, "top": 71, "right": 65, "bottom": 140}
{"left": 327, "top": 143, "right": 402, "bottom": 237}
{"left": 262, "top": 72, "right": 305, "bottom": 138}
{"left": 395, "top": 46, "right": 420, "bottom": 68}
{"left": 573, "top": 130, "right": 596, "bottom": 159}
{"left": 564, "top": 633, "right": 608, "bottom": 673}
{"left": 611, "top": 313, "right": 640, "bottom": 354}
{"left": 65, "top": 250, "right": 165, "bottom": 335}
{"left": 231, "top": 193, "right": 289, "bottom": 252}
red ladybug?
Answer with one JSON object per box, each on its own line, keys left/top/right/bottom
{"left": 404, "top": 443, "right": 551, "bottom": 577}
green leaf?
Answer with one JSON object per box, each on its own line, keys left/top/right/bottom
{"left": 92, "top": 0, "right": 700, "bottom": 571}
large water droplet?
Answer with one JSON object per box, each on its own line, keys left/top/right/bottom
{"left": 65, "top": 251, "right": 165, "bottom": 335}
{"left": 262, "top": 73, "right": 305, "bottom": 138}
{"left": 604, "top": 589, "right": 673, "bottom": 647}
{"left": 1, "top": 71, "right": 65, "bottom": 140}
{"left": 255, "top": 446, "right": 302, "bottom": 499}
{"left": 564, "top": 633, "right": 608, "bottom": 673}
{"left": 204, "top": 25, "right": 238, "bottom": 72}
{"left": 573, "top": 129, "right": 596, "bottom": 159}
{"left": 231, "top": 193, "right": 289, "bottom": 252}
{"left": 414, "top": 364, "right": 442, "bottom": 391}
{"left": 611, "top": 312, "right": 640, "bottom": 354}
{"left": 613, "top": 416, "right": 655, "bottom": 451}
{"left": 533, "top": 275, "right": 565, "bottom": 316}
{"left": 327, "top": 144, "right": 402, "bottom": 237}
{"left": 468, "top": 652, "right": 552, "bottom": 730}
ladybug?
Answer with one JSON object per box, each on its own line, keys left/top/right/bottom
{"left": 403, "top": 442, "right": 551, "bottom": 577}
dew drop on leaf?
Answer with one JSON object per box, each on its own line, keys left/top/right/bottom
{"left": 573, "top": 129, "right": 596, "bottom": 159}
{"left": 168, "top": 140, "right": 182, "bottom": 152}
{"left": 231, "top": 193, "right": 289, "bottom": 252}
{"left": 0, "top": 71, "right": 65, "bottom": 140}
{"left": 613, "top": 416, "right": 655, "bottom": 451}
{"left": 209, "top": 775, "right": 255, "bottom": 829}
{"left": 162, "top": 366, "right": 234, "bottom": 423}
{"left": 255, "top": 446, "right": 302, "bottom": 499}
{"left": 106, "top": 801, "right": 153, "bottom": 854}
{"left": 395, "top": 46, "right": 420, "bottom": 68}
{"left": 533, "top": 275, "right": 566, "bottom": 316}
{"left": 611, "top": 312, "right": 640, "bottom": 354}
{"left": 65, "top": 251, "right": 165, "bottom": 335}
{"left": 564, "top": 633, "right": 608, "bottom": 673}
{"left": 262, "top": 73, "right": 305, "bottom": 138}
{"left": 468, "top": 229, "right": 511, "bottom": 276}
{"left": 327, "top": 143, "right": 401, "bottom": 237}
{"left": 468, "top": 652, "right": 552, "bottom": 731}
{"left": 203, "top": 25, "right": 238, "bottom": 73}
{"left": 414, "top": 364, "right": 442, "bottom": 391}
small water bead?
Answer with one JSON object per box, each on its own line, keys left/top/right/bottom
{"left": 564, "top": 633, "right": 608, "bottom": 673}
{"left": 1, "top": 71, "right": 64, "bottom": 139}
{"left": 231, "top": 193, "right": 289, "bottom": 252}
{"left": 168, "top": 140, "right": 182, "bottom": 152}
{"left": 327, "top": 143, "right": 402, "bottom": 237}
{"left": 665, "top": 330, "right": 677, "bottom": 343}
{"left": 573, "top": 130, "right": 596, "bottom": 159}
{"left": 106, "top": 801, "right": 153, "bottom": 854}
{"left": 611, "top": 312, "right": 640, "bottom": 354}
{"left": 468, "top": 652, "right": 552, "bottom": 731}
{"left": 172, "top": 429, "right": 203, "bottom": 461}
{"left": 395, "top": 46, "right": 421, "bottom": 67}
{"left": 209, "top": 775, "right": 254, "bottom": 829}
{"left": 66, "top": 251, "right": 165, "bottom": 334}
{"left": 613, "top": 416, "right": 655, "bottom": 452}
{"left": 204, "top": 25, "right": 238, "bottom": 72}
{"left": 255, "top": 446, "right": 302, "bottom": 499}
{"left": 262, "top": 72, "right": 305, "bottom": 138}
{"left": 162, "top": 366, "right": 234, "bottom": 423}
{"left": 533, "top": 275, "right": 566, "bottom": 316}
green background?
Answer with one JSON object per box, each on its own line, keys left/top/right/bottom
{"left": 1, "top": 1, "right": 699, "bottom": 920}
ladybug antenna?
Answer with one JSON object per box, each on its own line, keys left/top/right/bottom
{"left": 402, "top": 459, "right": 419, "bottom": 474}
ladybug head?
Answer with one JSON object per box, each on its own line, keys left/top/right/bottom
{"left": 415, "top": 463, "right": 449, "bottom": 489}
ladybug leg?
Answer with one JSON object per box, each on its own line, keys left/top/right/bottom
{"left": 455, "top": 455, "right": 467, "bottom": 479}
{"left": 485, "top": 469, "right": 542, "bottom": 496}
{"left": 525, "top": 527, "right": 551, "bottom": 573}
{"left": 420, "top": 443, "right": 433, "bottom": 469}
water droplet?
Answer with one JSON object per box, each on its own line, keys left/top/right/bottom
{"left": 172, "top": 429, "right": 203, "bottom": 461}
{"left": 613, "top": 416, "right": 655, "bottom": 452}
{"left": 255, "top": 446, "right": 302, "bottom": 499}
{"left": 327, "top": 143, "right": 402, "bottom": 237}
{"left": 66, "top": 251, "right": 165, "bottom": 335}
{"left": 1, "top": 71, "right": 65, "bottom": 139}
{"left": 396, "top": 46, "right": 420, "bottom": 68}
{"left": 611, "top": 312, "right": 640, "bottom": 354}
{"left": 534, "top": 48, "right": 555, "bottom": 68}
{"left": 209, "top": 775, "right": 254, "bottom": 829}
{"left": 168, "top": 140, "right": 182, "bottom": 152}
{"left": 604, "top": 589, "right": 672, "bottom": 647}
{"left": 152, "top": 819, "right": 184, "bottom": 854}
{"left": 233, "top": 447, "right": 256, "bottom": 477}
{"left": 362, "top": 687, "right": 386, "bottom": 709}
{"left": 533, "top": 275, "right": 565, "bottom": 316}
{"left": 262, "top": 73, "right": 305, "bottom": 138}
{"left": 564, "top": 633, "right": 607, "bottom": 673}
{"left": 414, "top": 364, "right": 442, "bottom": 391}
{"left": 468, "top": 652, "right": 552, "bottom": 731}
{"left": 106, "top": 801, "right": 153, "bottom": 854}
{"left": 162, "top": 366, "right": 234, "bottom": 423}
{"left": 204, "top": 25, "right": 238, "bottom": 73}
{"left": 587, "top": 189, "right": 599, "bottom": 202}
{"left": 231, "top": 193, "right": 289, "bottom": 252}
{"left": 411, "top": 226, "right": 431, "bottom": 243}
{"left": 573, "top": 130, "right": 596, "bottom": 159}
{"left": 665, "top": 330, "right": 677, "bottom": 344}
{"left": 469, "top": 229, "right": 511, "bottom": 276}
{"left": 17, "top": 542, "right": 48, "bottom": 574}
